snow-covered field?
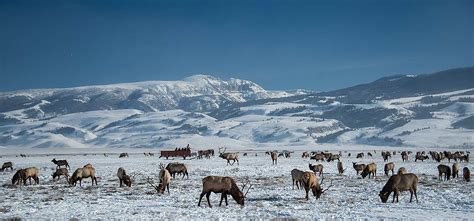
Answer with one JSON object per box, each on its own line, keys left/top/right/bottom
{"left": 0, "top": 148, "right": 472, "bottom": 219}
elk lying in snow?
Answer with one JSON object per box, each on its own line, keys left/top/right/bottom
{"left": 309, "top": 163, "right": 324, "bottom": 177}
{"left": 51, "top": 158, "right": 70, "bottom": 169}
{"left": 337, "top": 161, "right": 345, "bottom": 175}
{"left": 437, "top": 164, "right": 451, "bottom": 181}
{"left": 301, "top": 171, "right": 333, "bottom": 200}
{"left": 12, "top": 167, "right": 39, "bottom": 185}
{"left": 452, "top": 163, "right": 460, "bottom": 179}
{"left": 291, "top": 169, "right": 305, "bottom": 189}
{"left": 119, "top": 153, "right": 129, "bottom": 158}
{"left": 379, "top": 173, "right": 419, "bottom": 203}
{"left": 52, "top": 168, "right": 69, "bottom": 182}
{"left": 271, "top": 152, "right": 278, "bottom": 165}
{"left": 197, "top": 176, "right": 252, "bottom": 207}
{"left": 463, "top": 167, "right": 471, "bottom": 182}
{"left": 352, "top": 162, "right": 366, "bottom": 175}
{"left": 166, "top": 162, "right": 189, "bottom": 179}
{"left": 1, "top": 161, "right": 13, "bottom": 172}
{"left": 70, "top": 164, "right": 98, "bottom": 187}
{"left": 117, "top": 167, "right": 132, "bottom": 187}
{"left": 397, "top": 167, "right": 407, "bottom": 175}
{"left": 384, "top": 162, "right": 395, "bottom": 176}
{"left": 218, "top": 148, "right": 239, "bottom": 166}
{"left": 361, "top": 163, "right": 377, "bottom": 179}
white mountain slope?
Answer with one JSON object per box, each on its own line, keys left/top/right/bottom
{"left": 0, "top": 67, "right": 472, "bottom": 149}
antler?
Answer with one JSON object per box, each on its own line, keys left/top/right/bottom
{"left": 241, "top": 179, "right": 253, "bottom": 197}
{"left": 147, "top": 177, "right": 160, "bottom": 192}
{"left": 321, "top": 179, "right": 333, "bottom": 193}
{"left": 159, "top": 163, "right": 165, "bottom": 170}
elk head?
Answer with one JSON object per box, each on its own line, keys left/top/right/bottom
{"left": 314, "top": 177, "right": 333, "bottom": 199}
{"left": 236, "top": 179, "right": 253, "bottom": 206}
{"left": 379, "top": 191, "right": 389, "bottom": 203}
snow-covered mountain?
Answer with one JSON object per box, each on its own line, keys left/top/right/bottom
{"left": 0, "top": 67, "right": 472, "bottom": 149}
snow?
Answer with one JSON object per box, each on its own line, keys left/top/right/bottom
{"left": 0, "top": 148, "right": 472, "bottom": 219}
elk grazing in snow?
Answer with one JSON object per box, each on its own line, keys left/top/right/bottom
{"left": 69, "top": 164, "right": 98, "bottom": 187}
{"left": 361, "top": 163, "right": 377, "bottom": 179}
{"left": 218, "top": 147, "right": 239, "bottom": 166}
{"left": 379, "top": 173, "right": 419, "bottom": 203}
{"left": 12, "top": 167, "right": 39, "bottom": 185}
{"left": 52, "top": 168, "right": 69, "bottom": 182}
{"left": 291, "top": 168, "right": 305, "bottom": 190}
{"left": 301, "top": 171, "right": 333, "bottom": 200}
{"left": 117, "top": 167, "right": 132, "bottom": 187}
{"left": 197, "top": 176, "right": 252, "bottom": 207}
{"left": 437, "top": 164, "right": 451, "bottom": 181}
{"left": 384, "top": 162, "right": 395, "bottom": 176}
{"left": 51, "top": 158, "right": 70, "bottom": 169}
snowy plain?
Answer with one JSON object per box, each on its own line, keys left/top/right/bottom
{"left": 0, "top": 147, "right": 472, "bottom": 220}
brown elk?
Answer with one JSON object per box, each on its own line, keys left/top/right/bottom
{"left": 310, "top": 153, "right": 325, "bottom": 162}
{"left": 437, "top": 164, "right": 451, "bottom": 181}
{"left": 415, "top": 155, "right": 429, "bottom": 162}
{"left": 384, "top": 162, "right": 395, "bottom": 176}
{"left": 379, "top": 173, "right": 419, "bottom": 203}
{"left": 119, "top": 153, "right": 129, "bottom": 158}
{"left": 12, "top": 169, "right": 24, "bottom": 185}
{"left": 326, "top": 154, "right": 340, "bottom": 162}
{"left": 309, "top": 163, "right": 324, "bottom": 177}
{"left": 352, "top": 162, "right": 366, "bottom": 175}
{"left": 452, "top": 163, "right": 460, "bottom": 179}
{"left": 166, "top": 162, "right": 189, "bottom": 179}
{"left": 291, "top": 168, "right": 305, "bottom": 190}
{"left": 1, "top": 161, "right": 13, "bottom": 172}
{"left": 52, "top": 168, "right": 69, "bottom": 182}
{"left": 401, "top": 152, "right": 409, "bottom": 162}
{"left": 12, "top": 167, "right": 39, "bottom": 185}
{"left": 218, "top": 147, "right": 239, "bottom": 166}
{"left": 301, "top": 171, "right": 333, "bottom": 200}
{"left": 159, "top": 163, "right": 171, "bottom": 194}
{"left": 463, "top": 167, "right": 470, "bottom": 182}
{"left": 337, "top": 161, "right": 345, "bottom": 175}
{"left": 51, "top": 158, "right": 70, "bottom": 169}
{"left": 197, "top": 176, "right": 252, "bottom": 207}
{"left": 117, "top": 167, "right": 132, "bottom": 187}
{"left": 356, "top": 153, "right": 364, "bottom": 158}
{"left": 382, "top": 151, "right": 392, "bottom": 162}
{"left": 361, "top": 163, "right": 377, "bottom": 179}
{"left": 271, "top": 152, "right": 278, "bottom": 165}
{"left": 70, "top": 164, "right": 98, "bottom": 187}
{"left": 397, "top": 167, "right": 407, "bottom": 175}
{"left": 302, "top": 152, "right": 310, "bottom": 158}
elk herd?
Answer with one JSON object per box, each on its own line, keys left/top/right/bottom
{"left": 0, "top": 148, "right": 471, "bottom": 208}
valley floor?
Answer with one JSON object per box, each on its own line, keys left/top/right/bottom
{"left": 0, "top": 148, "right": 472, "bottom": 219}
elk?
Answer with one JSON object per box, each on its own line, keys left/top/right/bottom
{"left": 463, "top": 167, "right": 470, "bottom": 182}
{"left": 271, "top": 152, "right": 278, "bottom": 165}
{"left": 158, "top": 163, "right": 171, "bottom": 194}
{"left": 291, "top": 168, "right": 305, "bottom": 189}
{"left": 452, "top": 163, "right": 460, "bottom": 179}
{"left": 69, "top": 164, "right": 98, "bottom": 187}
{"left": 356, "top": 153, "right": 364, "bottom": 158}
{"left": 12, "top": 167, "right": 39, "bottom": 185}
{"left": 117, "top": 167, "right": 132, "bottom": 187}
{"left": 382, "top": 151, "right": 391, "bottom": 162}
{"left": 397, "top": 167, "right": 407, "bottom": 175}
{"left": 301, "top": 171, "right": 333, "bottom": 200}
{"left": 437, "top": 164, "right": 451, "bottom": 181}
{"left": 52, "top": 168, "right": 69, "bottom": 182}
{"left": 401, "top": 152, "right": 409, "bottom": 162}
{"left": 309, "top": 163, "right": 324, "bottom": 177}
{"left": 51, "top": 158, "right": 70, "bottom": 169}
{"left": 218, "top": 147, "right": 239, "bottom": 166}
{"left": 302, "top": 152, "right": 310, "bottom": 158}
{"left": 197, "top": 176, "right": 252, "bottom": 207}
{"left": 1, "top": 161, "right": 13, "bottom": 172}
{"left": 384, "top": 162, "right": 395, "bottom": 176}
{"left": 337, "top": 161, "right": 345, "bottom": 175}
{"left": 166, "top": 162, "right": 189, "bottom": 179}
{"left": 326, "top": 154, "right": 340, "bottom": 162}
{"left": 310, "top": 153, "right": 325, "bottom": 162}
{"left": 367, "top": 152, "right": 373, "bottom": 157}
{"left": 119, "top": 153, "right": 129, "bottom": 158}
{"left": 352, "top": 162, "right": 366, "bottom": 175}
{"left": 361, "top": 163, "right": 377, "bottom": 179}
{"left": 379, "top": 173, "right": 419, "bottom": 203}
{"left": 415, "top": 155, "right": 429, "bottom": 162}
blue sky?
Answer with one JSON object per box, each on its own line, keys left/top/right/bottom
{"left": 0, "top": 0, "right": 472, "bottom": 92}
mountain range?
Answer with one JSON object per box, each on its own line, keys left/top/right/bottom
{"left": 0, "top": 67, "right": 472, "bottom": 149}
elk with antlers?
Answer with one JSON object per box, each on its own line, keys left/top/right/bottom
{"left": 197, "top": 176, "right": 252, "bottom": 207}
{"left": 218, "top": 147, "right": 240, "bottom": 166}
{"left": 301, "top": 171, "right": 333, "bottom": 200}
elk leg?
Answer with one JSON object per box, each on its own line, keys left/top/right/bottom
{"left": 219, "top": 193, "right": 224, "bottom": 206}
{"left": 120, "top": 179, "right": 123, "bottom": 187}
{"left": 206, "top": 192, "right": 212, "bottom": 208}
{"left": 198, "top": 192, "right": 206, "bottom": 206}
{"left": 237, "top": 159, "right": 239, "bottom": 166}
{"left": 225, "top": 193, "right": 228, "bottom": 206}
{"left": 409, "top": 190, "right": 413, "bottom": 202}
{"left": 392, "top": 191, "right": 396, "bottom": 203}
{"left": 167, "top": 184, "right": 170, "bottom": 194}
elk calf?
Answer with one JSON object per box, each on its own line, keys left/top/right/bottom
{"left": 379, "top": 173, "right": 418, "bottom": 203}
{"left": 51, "top": 158, "right": 70, "bottom": 169}
{"left": 117, "top": 167, "right": 132, "bottom": 187}
{"left": 197, "top": 176, "right": 251, "bottom": 207}
{"left": 52, "top": 168, "right": 69, "bottom": 182}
